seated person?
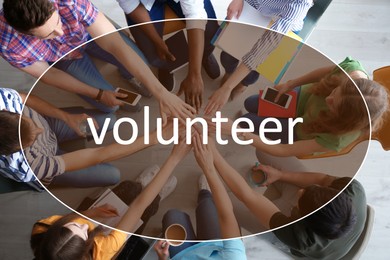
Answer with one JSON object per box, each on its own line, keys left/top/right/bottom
{"left": 0, "top": 88, "right": 171, "bottom": 187}
{"left": 214, "top": 58, "right": 389, "bottom": 157}
{"left": 210, "top": 144, "right": 366, "bottom": 259}
{"left": 206, "top": 0, "right": 313, "bottom": 107}
{"left": 30, "top": 142, "right": 188, "bottom": 259}
{"left": 153, "top": 134, "right": 246, "bottom": 260}
{"left": 1, "top": 0, "right": 195, "bottom": 120}
{"left": 119, "top": 0, "right": 220, "bottom": 111}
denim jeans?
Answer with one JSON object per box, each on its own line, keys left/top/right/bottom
{"left": 126, "top": 0, "right": 219, "bottom": 69}
{"left": 162, "top": 189, "right": 221, "bottom": 257}
{"left": 46, "top": 107, "right": 120, "bottom": 188}
{"left": 220, "top": 51, "right": 260, "bottom": 86}
{"left": 53, "top": 31, "right": 148, "bottom": 113}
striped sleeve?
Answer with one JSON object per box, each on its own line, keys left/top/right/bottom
{"left": 270, "top": 0, "right": 313, "bottom": 33}
{"left": 242, "top": 29, "right": 284, "bottom": 70}
{"left": 0, "top": 88, "right": 23, "bottom": 113}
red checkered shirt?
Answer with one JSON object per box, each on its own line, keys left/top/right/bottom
{"left": 0, "top": 0, "right": 98, "bottom": 68}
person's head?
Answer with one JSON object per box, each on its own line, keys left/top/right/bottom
{"left": 30, "top": 214, "right": 103, "bottom": 260}
{"left": 3, "top": 0, "right": 63, "bottom": 38}
{"left": 305, "top": 74, "right": 389, "bottom": 135}
{"left": 297, "top": 185, "right": 357, "bottom": 240}
{"left": 0, "top": 111, "right": 43, "bottom": 155}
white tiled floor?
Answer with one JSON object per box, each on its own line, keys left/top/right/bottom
{"left": 0, "top": 0, "right": 389, "bottom": 259}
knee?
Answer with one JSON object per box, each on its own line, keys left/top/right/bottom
{"left": 241, "top": 70, "right": 260, "bottom": 86}
{"left": 105, "top": 166, "right": 121, "bottom": 186}
{"left": 99, "top": 105, "right": 119, "bottom": 114}
{"left": 244, "top": 95, "right": 259, "bottom": 113}
{"left": 220, "top": 51, "right": 239, "bottom": 72}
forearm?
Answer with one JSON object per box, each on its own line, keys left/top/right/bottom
{"left": 89, "top": 13, "right": 166, "bottom": 100}
{"left": 279, "top": 171, "right": 336, "bottom": 188}
{"left": 203, "top": 165, "right": 240, "bottom": 238}
{"left": 221, "top": 63, "right": 251, "bottom": 92}
{"left": 41, "top": 67, "right": 99, "bottom": 99}
{"left": 212, "top": 149, "right": 279, "bottom": 228}
{"left": 287, "top": 66, "right": 336, "bottom": 88}
{"left": 127, "top": 4, "right": 164, "bottom": 47}
{"left": 242, "top": 133, "right": 329, "bottom": 157}
{"left": 186, "top": 29, "right": 204, "bottom": 77}
{"left": 117, "top": 154, "right": 180, "bottom": 232}
{"left": 21, "top": 93, "right": 67, "bottom": 121}
{"left": 96, "top": 31, "right": 167, "bottom": 99}
{"left": 61, "top": 134, "right": 157, "bottom": 172}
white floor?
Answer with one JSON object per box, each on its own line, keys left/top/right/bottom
{"left": 0, "top": 0, "right": 389, "bottom": 259}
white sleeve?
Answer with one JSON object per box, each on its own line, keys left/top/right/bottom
{"left": 179, "top": 0, "right": 207, "bottom": 30}
{"left": 116, "top": 0, "right": 142, "bottom": 14}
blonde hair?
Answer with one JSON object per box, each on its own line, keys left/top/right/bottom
{"left": 303, "top": 74, "right": 388, "bottom": 135}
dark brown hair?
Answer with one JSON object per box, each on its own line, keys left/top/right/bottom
{"left": 30, "top": 214, "right": 104, "bottom": 260}
{"left": 3, "top": 0, "right": 55, "bottom": 33}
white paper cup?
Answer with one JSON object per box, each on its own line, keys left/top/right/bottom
{"left": 164, "top": 223, "right": 187, "bottom": 246}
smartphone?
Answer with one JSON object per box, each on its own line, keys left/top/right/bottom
{"left": 261, "top": 86, "right": 292, "bottom": 109}
{"left": 115, "top": 88, "right": 141, "bottom": 106}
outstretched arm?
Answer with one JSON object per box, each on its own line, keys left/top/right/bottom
{"left": 256, "top": 164, "right": 337, "bottom": 188}
{"left": 20, "top": 92, "right": 97, "bottom": 137}
{"left": 20, "top": 61, "right": 125, "bottom": 108}
{"left": 87, "top": 12, "right": 196, "bottom": 124}
{"left": 116, "top": 140, "right": 191, "bottom": 232}
{"left": 193, "top": 134, "right": 241, "bottom": 238}
{"left": 178, "top": 28, "right": 204, "bottom": 112}
{"left": 60, "top": 123, "right": 173, "bottom": 171}
{"left": 204, "top": 64, "right": 250, "bottom": 115}
{"left": 211, "top": 145, "right": 279, "bottom": 229}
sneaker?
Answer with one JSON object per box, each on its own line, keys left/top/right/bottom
{"left": 120, "top": 103, "right": 142, "bottom": 112}
{"left": 158, "top": 69, "right": 175, "bottom": 92}
{"left": 159, "top": 174, "right": 177, "bottom": 201}
{"left": 128, "top": 78, "right": 152, "bottom": 98}
{"left": 202, "top": 53, "right": 220, "bottom": 80}
{"left": 135, "top": 165, "right": 177, "bottom": 201}
{"left": 198, "top": 174, "right": 210, "bottom": 192}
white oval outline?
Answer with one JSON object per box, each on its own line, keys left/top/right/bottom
{"left": 16, "top": 17, "right": 373, "bottom": 243}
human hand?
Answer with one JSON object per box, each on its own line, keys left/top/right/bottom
{"left": 253, "top": 164, "right": 283, "bottom": 186}
{"left": 204, "top": 87, "right": 231, "bottom": 115}
{"left": 99, "top": 90, "right": 126, "bottom": 107}
{"left": 193, "top": 133, "right": 214, "bottom": 171}
{"left": 178, "top": 74, "right": 204, "bottom": 113}
{"left": 159, "top": 91, "right": 196, "bottom": 125}
{"left": 88, "top": 203, "right": 119, "bottom": 219}
{"left": 63, "top": 113, "right": 98, "bottom": 137}
{"left": 155, "top": 40, "right": 176, "bottom": 62}
{"left": 205, "top": 115, "right": 234, "bottom": 136}
{"left": 154, "top": 240, "right": 170, "bottom": 260}
{"left": 227, "top": 0, "right": 244, "bottom": 20}
{"left": 171, "top": 136, "right": 192, "bottom": 160}
{"left": 273, "top": 80, "right": 295, "bottom": 102}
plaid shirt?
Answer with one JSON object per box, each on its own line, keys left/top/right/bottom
{"left": 0, "top": 0, "right": 98, "bottom": 69}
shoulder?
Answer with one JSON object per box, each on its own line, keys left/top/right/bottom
{"left": 0, "top": 88, "right": 23, "bottom": 113}
{"left": 336, "top": 57, "right": 369, "bottom": 78}
{"left": 331, "top": 177, "right": 365, "bottom": 199}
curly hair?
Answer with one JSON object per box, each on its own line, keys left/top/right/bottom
{"left": 303, "top": 74, "right": 388, "bottom": 136}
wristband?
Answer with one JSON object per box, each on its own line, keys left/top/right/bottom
{"left": 95, "top": 89, "right": 104, "bottom": 101}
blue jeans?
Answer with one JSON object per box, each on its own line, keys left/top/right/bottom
{"left": 45, "top": 107, "right": 120, "bottom": 187}
{"left": 126, "top": 0, "right": 219, "bottom": 69}
{"left": 240, "top": 94, "right": 297, "bottom": 144}
{"left": 162, "top": 190, "right": 221, "bottom": 257}
{"left": 220, "top": 51, "right": 260, "bottom": 86}
{"left": 54, "top": 32, "right": 148, "bottom": 113}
